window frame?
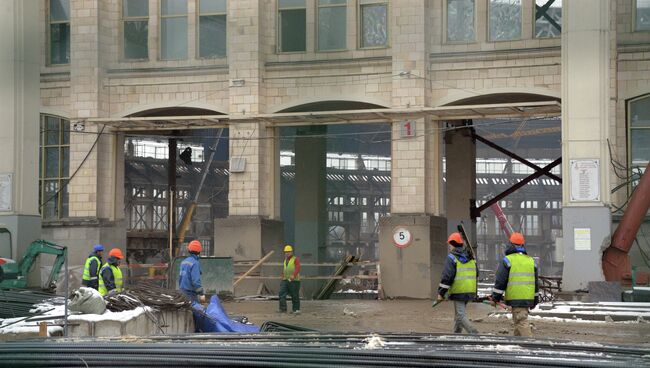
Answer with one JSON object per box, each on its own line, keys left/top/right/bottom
{"left": 487, "top": 0, "right": 523, "bottom": 42}
{"left": 443, "top": 0, "right": 477, "bottom": 45}
{"left": 533, "top": 0, "right": 562, "bottom": 39}
{"left": 48, "top": 0, "right": 71, "bottom": 65}
{"left": 316, "top": 0, "right": 348, "bottom": 52}
{"left": 39, "top": 114, "right": 70, "bottom": 220}
{"left": 357, "top": 0, "right": 389, "bottom": 50}
{"left": 277, "top": 0, "right": 308, "bottom": 53}
{"left": 633, "top": 0, "right": 650, "bottom": 32}
{"left": 627, "top": 93, "right": 650, "bottom": 192}
{"left": 159, "top": 0, "right": 189, "bottom": 61}
{"left": 121, "top": 0, "right": 150, "bottom": 61}
{"left": 196, "top": 0, "right": 228, "bottom": 59}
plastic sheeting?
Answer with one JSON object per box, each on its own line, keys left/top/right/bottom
{"left": 192, "top": 295, "right": 259, "bottom": 333}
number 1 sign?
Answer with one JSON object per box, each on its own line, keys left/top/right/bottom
{"left": 400, "top": 120, "right": 416, "bottom": 138}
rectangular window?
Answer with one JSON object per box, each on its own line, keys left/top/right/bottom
{"left": 534, "top": 0, "right": 561, "bottom": 38}
{"left": 447, "top": 0, "right": 475, "bottom": 42}
{"left": 278, "top": 0, "right": 307, "bottom": 52}
{"left": 630, "top": 95, "right": 650, "bottom": 185}
{"left": 123, "top": 0, "right": 149, "bottom": 60}
{"left": 637, "top": 0, "right": 650, "bottom": 31}
{"left": 489, "top": 0, "right": 521, "bottom": 41}
{"left": 198, "top": 0, "right": 227, "bottom": 58}
{"left": 317, "top": 0, "right": 347, "bottom": 51}
{"left": 359, "top": 0, "right": 388, "bottom": 48}
{"left": 49, "top": 0, "right": 70, "bottom": 64}
{"left": 39, "top": 115, "right": 70, "bottom": 219}
{"left": 160, "top": 0, "right": 188, "bottom": 60}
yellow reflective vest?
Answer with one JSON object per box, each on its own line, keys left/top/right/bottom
{"left": 98, "top": 264, "right": 123, "bottom": 296}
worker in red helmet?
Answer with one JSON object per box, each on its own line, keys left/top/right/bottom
{"left": 179, "top": 240, "right": 206, "bottom": 304}
{"left": 491, "top": 232, "right": 539, "bottom": 337}
{"left": 437, "top": 232, "right": 479, "bottom": 334}
{"left": 98, "top": 248, "right": 124, "bottom": 296}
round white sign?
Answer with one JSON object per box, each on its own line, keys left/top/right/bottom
{"left": 392, "top": 227, "right": 412, "bottom": 248}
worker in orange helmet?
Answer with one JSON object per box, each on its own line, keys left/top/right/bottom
{"left": 491, "top": 232, "right": 539, "bottom": 337}
{"left": 437, "top": 232, "right": 479, "bottom": 334}
{"left": 179, "top": 240, "right": 206, "bottom": 304}
{"left": 98, "top": 248, "right": 124, "bottom": 296}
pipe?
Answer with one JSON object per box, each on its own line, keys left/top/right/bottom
{"left": 603, "top": 162, "right": 650, "bottom": 282}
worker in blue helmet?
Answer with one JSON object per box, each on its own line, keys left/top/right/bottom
{"left": 82, "top": 244, "right": 104, "bottom": 290}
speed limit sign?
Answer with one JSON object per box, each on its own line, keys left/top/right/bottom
{"left": 392, "top": 226, "right": 413, "bottom": 248}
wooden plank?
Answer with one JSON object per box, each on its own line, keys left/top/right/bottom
{"left": 236, "top": 275, "right": 377, "bottom": 280}
{"left": 38, "top": 322, "right": 48, "bottom": 337}
{"left": 233, "top": 261, "right": 378, "bottom": 267}
{"left": 233, "top": 251, "right": 274, "bottom": 287}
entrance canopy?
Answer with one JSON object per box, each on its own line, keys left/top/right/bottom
{"left": 82, "top": 101, "right": 560, "bottom": 131}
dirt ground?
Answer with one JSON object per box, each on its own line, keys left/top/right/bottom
{"left": 223, "top": 299, "right": 650, "bottom": 346}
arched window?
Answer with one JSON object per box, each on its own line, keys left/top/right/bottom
{"left": 40, "top": 114, "right": 70, "bottom": 219}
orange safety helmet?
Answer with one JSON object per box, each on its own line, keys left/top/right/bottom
{"left": 510, "top": 232, "right": 525, "bottom": 245}
{"left": 447, "top": 232, "right": 464, "bottom": 246}
{"left": 188, "top": 240, "right": 202, "bottom": 253}
{"left": 109, "top": 248, "right": 124, "bottom": 260}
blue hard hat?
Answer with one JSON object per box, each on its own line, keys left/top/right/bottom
{"left": 93, "top": 244, "right": 105, "bottom": 252}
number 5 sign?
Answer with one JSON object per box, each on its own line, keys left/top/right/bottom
{"left": 392, "top": 226, "right": 413, "bottom": 248}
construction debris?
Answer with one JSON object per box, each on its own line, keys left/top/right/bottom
{"left": 106, "top": 282, "right": 192, "bottom": 312}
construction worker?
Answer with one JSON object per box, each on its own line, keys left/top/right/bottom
{"left": 279, "top": 245, "right": 300, "bottom": 314}
{"left": 98, "top": 248, "right": 124, "bottom": 296}
{"left": 82, "top": 244, "right": 104, "bottom": 290}
{"left": 437, "top": 232, "right": 479, "bottom": 334}
{"left": 491, "top": 232, "right": 539, "bottom": 337}
{"left": 179, "top": 240, "right": 206, "bottom": 304}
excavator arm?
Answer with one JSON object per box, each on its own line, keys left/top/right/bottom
{"left": 18, "top": 240, "right": 67, "bottom": 289}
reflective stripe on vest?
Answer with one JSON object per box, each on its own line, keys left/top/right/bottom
{"left": 449, "top": 257, "right": 477, "bottom": 295}
{"left": 98, "top": 264, "right": 123, "bottom": 296}
{"left": 82, "top": 256, "right": 100, "bottom": 281}
{"left": 283, "top": 256, "right": 300, "bottom": 281}
{"left": 505, "top": 253, "right": 535, "bottom": 301}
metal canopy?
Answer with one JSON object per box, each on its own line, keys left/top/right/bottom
{"left": 82, "top": 101, "right": 560, "bottom": 131}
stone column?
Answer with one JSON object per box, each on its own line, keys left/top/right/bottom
{"left": 444, "top": 124, "right": 477, "bottom": 241}
{"left": 560, "top": 0, "right": 613, "bottom": 290}
{"left": 0, "top": 0, "right": 42, "bottom": 261}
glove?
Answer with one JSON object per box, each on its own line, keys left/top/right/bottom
{"left": 199, "top": 294, "right": 206, "bottom": 304}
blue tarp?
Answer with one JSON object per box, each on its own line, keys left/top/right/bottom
{"left": 192, "top": 295, "right": 260, "bottom": 333}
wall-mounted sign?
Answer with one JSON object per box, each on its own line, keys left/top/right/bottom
{"left": 400, "top": 121, "right": 416, "bottom": 138}
{"left": 392, "top": 226, "right": 413, "bottom": 248}
{"left": 0, "top": 174, "right": 12, "bottom": 212}
{"left": 574, "top": 228, "right": 591, "bottom": 251}
{"left": 570, "top": 159, "right": 600, "bottom": 202}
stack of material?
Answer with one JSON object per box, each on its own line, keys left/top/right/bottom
{"left": 105, "top": 282, "right": 191, "bottom": 312}
{"left": 500, "top": 301, "right": 650, "bottom": 322}
{"left": 316, "top": 255, "right": 358, "bottom": 300}
{"left": 0, "top": 290, "right": 59, "bottom": 318}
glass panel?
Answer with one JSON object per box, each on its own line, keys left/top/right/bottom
{"left": 161, "top": 0, "right": 187, "bottom": 15}
{"left": 631, "top": 129, "right": 650, "bottom": 172}
{"left": 199, "top": 0, "right": 227, "bottom": 13}
{"left": 46, "top": 116, "right": 60, "bottom": 145}
{"left": 534, "top": 0, "right": 561, "bottom": 38}
{"left": 631, "top": 96, "right": 650, "bottom": 128}
{"left": 447, "top": 0, "right": 475, "bottom": 42}
{"left": 489, "top": 0, "right": 521, "bottom": 41}
{"left": 50, "top": 23, "right": 70, "bottom": 64}
{"left": 124, "top": 20, "right": 149, "bottom": 59}
{"left": 50, "top": 0, "right": 70, "bottom": 21}
{"left": 199, "top": 15, "right": 227, "bottom": 58}
{"left": 318, "top": 6, "right": 346, "bottom": 50}
{"left": 361, "top": 4, "right": 387, "bottom": 47}
{"left": 45, "top": 148, "right": 60, "bottom": 178}
{"left": 279, "top": 0, "right": 306, "bottom": 8}
{"left": 62, "top": 147, "right": 70, "bottom": 177}
{"left": 60, "top": 180, "right": 69, "bottom": 218}
{"left": 161, "top": 17, "right": 188, "bottom": 60}
{"left": 123, "top": 0, "right": 148, "bottom": 17}
{"left": 637, "top": 0, "right": 650, "bottom": 31}
{"left": 280, "top": 9, "right": 306, "bottom": 52}
{"left": 319, "top": 0, "right": 346, "bottom": 4}
{"left": 63, "top": 120, "right": 70, "bottom": 144}
{"left": 43, "top": 180, "right": 59, "bottom": 219}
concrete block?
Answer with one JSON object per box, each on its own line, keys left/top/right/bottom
{"left": 588, "top": 281, "right": 622, "bottom": 302}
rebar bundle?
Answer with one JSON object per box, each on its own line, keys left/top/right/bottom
{"left": 105, "top": 283, "right": 191, "bottom": 312}
{"left": 0, "top": 289, "right": 59, "bottom": 318}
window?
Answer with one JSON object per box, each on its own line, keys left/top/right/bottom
{"left": 39, "top": 115, "right": 70, "bottom": 219}
{"left": 489, "top": 0, "right": 521, "bottom": 41}
{"left": 447, "top": 0, "right": 475, "bottom": 42}
{"left": 198, "top": 0, "right": 227, "bottom": 58}
{"left": 534, "top": 0, "right": 561, "bottom": 38}
{"left": 278, "top": 0, "right": 307, "bottom": 52}
{"left": 49, "top": 0, "right": 70, "bottom": 64}
{"left": 123, "top": 0, "right": 149, "bottom": 59}
{"left": 637, "top": 0, "right": 650, "bottom": 31}
{"left": 160, "top": 0, "right": 188, "bottom": 60}
{"left": 359, "top": 0, "right": 388, "bottom": 48}
{"left": 317, "top": 0, "right": 347, "bottom": 51}
{"left": 523, "top": 215, "right": 540, "bottom": 236}
{"left": 629, "top": 95, "right": 650, "bottom": 184}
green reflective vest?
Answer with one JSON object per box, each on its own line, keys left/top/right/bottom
{"left": 283, "top": 256, "right": 300, "bottom": 281}
{"left": 505, "top": 253, "right": 535, "bottom": 301}
{"left": 98, "top": 264, "right": 123, "bottom": 296}
{"left": 449, "top": 258, "right": 477, "bottom": 295}
{"left": 82, "top": 255, "right": 100, "bottom": 282}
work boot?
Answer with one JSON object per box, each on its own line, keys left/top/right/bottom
{"left": 292, "top": 310, "right": 301, "bottom": 315}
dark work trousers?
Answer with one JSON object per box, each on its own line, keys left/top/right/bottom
{"left": 279, "top": 279, "right": 301, "bottom": 312}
